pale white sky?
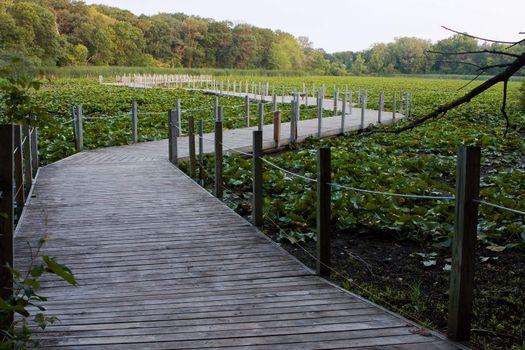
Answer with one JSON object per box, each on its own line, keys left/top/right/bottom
{"left": 83, "top": 0, "right": 524, "bottom": 53}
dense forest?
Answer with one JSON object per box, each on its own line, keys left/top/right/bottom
{"left": 0, "top": 0, "right": 522, "bottom": 75}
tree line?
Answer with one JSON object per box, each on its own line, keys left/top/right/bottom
{"left": 0, "top": 0, "right": 522, "bottom": 75}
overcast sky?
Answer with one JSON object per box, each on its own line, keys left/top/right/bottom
{"left": 83, "top": 0, "right": 524, "bottom": 53}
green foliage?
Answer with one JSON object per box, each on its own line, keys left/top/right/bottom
{"left": 184, "top": 75, "right": 524, "bottom": 245}
{"left": 0, "top": 52, "right": 51, "bottom": 126}
{"left": 0, "top": 239, "right": 77, "bottom": 349}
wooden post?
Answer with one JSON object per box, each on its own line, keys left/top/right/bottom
{"left": 406, "top": 92, "right": 410, "bottom": 117}
{"left": 0, "top": 125, "right": 14, "bottom": 329}
{"left": 305, "top": 88, "right": 309, "bottom": 106}
{"left": 392, "top": 94, "right": 397, "bottom": 121}
{"left": 273, "top": 111, "right": 281, "bottom": 148}
{"left": 333, "top": 89, "right": 338, "bottom": 115}
{"left": 399, "top": 90, "right": 404, "bottom": 114}
{"left": 341, "top": 92, "right": 347, "bottom": 133}
{"left": 71, "top": 105, "right": 77, "bottom": 147}
{"left": 131, "top": 101, "right": 138, "bottom": 143}
{"left": 252, "top": 130, "right": 263, "bottom": 227}
{"left": 29, "top": 127, "right": 38, "bottom": 178}
{"left": 75, "top": 106, "right": 84, "bottom": 151}
{"left": 317, "top": 147, "right": 331, "bottom": 276}
{"left": 378, "top": 91, "right": 384, "bottom": 124}
{"left": 21, "top": 125, "right": 32, "bottom": 198}
{"left": 168, "top": 110, "right": 178, "bottom": 166}
{"left": 349, "top": 90, "right": 353, "bottom": 115}
{"left": 290, "top": 99, "right": 297, "bottom": 143}
{"left": 175, "top": 99, "right": 182, "bottom": 134}
{"left": 258, "top": 102, "right": 264, "bottom": 132}
{"left": 188, "top": 116, "right": 196, "bottom": 178}
{"left": 281, "top": 85, "right": 285, "bottom": 104}
{"left": 214, "top": 120, "right": 223, "bottom": 199}
{"left": 245, "top": 95, "right": 250, "bottom": 127}
{"left": 317, "top": 91, "right": 323, "bottom": 137}
{"left": 13, "top": 126, "right": 24, "bottom": 212}
{"left": 214, "top": 96, "right": 219, "bottom": 121}
{"left": 198, "top": 120, "right": 204, "bottom": 185}
{"left": 360, "top": 95, "right": 365, "bottom": 130}
{"left": 448, "top": 146, "right": 481, "bottom": 342}
{"left": 272, "top": 93, "right": 277, "bottom": 112}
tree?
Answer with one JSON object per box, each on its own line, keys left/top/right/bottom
{"left": 181, "top": 17, "right": 208, "bottom": 68}
{"left": 351, "top": 54, "right": 367, "bottom": 75}
{"left": 269, "top": 32, "right": 305, "bottom": 70}
{"left": 110, "top": 21, "right": 145, "bottom": 66}
{"left": 368, "top": 43, "right": 388, "bottom": 74}
{"left": 432, "top": 34, "right": 479, "bottom": 74}
{"left": 305, "top": 49, "right": 330, "bottom": 74}
{"left": 4, "top": 2, "right": 62, "bottom": 64}
{"left": 389, "top": 37, "right": 431, "bottom": 74}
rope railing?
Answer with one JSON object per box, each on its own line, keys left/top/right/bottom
{"left": 474, "top": 199, "right": 525, "bottom": 216}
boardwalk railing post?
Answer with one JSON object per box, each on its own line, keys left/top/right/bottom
{"left": 272, "top": 93, "right": 277, "bottom": 112}
{"left": 214, "top": 96, "right": 219, "bottom": 121}
{"left": 290, "top": 99, "right": 297, "bottom": 144}
{"left": 360, "top": 95, "right": 366, "bottom": 130}
{"left": 21, "top": 125, "right": 32, "bottom": 198}
{"left": 0, "top": 125, "right": 14, "bottom": 329}
{"left": 188, "top": 116, "right": 196, "bottom": 178}
{"left": 77, "top": 106, "right": 84, "bottom": 151}
{"left": 252, "top": 130, "right": 263, "bottom": 227}
{"left": 333, "top": 88, "right": 338, "bottom": 116}
{"left": 214, "top": 118, "right": 223, "bottom": 199}
{"left": 29, "top": 127, "right": 39, "bottom": 178}
{"left": 392, "top": 94, "right": 397, "bottom": 121}
{"left": 245, "top": 95, "right": 250, "bottom": 127}
{"left": 273, "top": 111, "right": 281, "bottom": 148}
{"left": 258, "top": 102, "right": 264, "bottom": 132}
{"left": 131, "top": 101, "right": 138, "bottom": 143}
{"left": 406, "top": 92, "right": 410, "bottom": 117}
{"left": 168, "top": 109, "right": 178, "bottom": 166}
{"left": 14, "top": 126, "right": 24, "bottom": 213}
{"left": 378, "top": 91, "right": 384, "bottom": 124}
{"left": 448, "top": 146, "right": 481, "bottom": 342}
{"left": 71, "top": 105, "right": 77, "bottom": 148}
{"left": 317, "top": 89, "right": 323, "bottom": 137}
{"left": 349, "top": 90, "right": 353, "bottom": 115}
{"left": 198, "top": 120, "right": 204, "bottom": 185}
{"left": 317, "top": 147, "right": 331, "bottom": 276}
{"left": 340, "top": 92, "right": 347, "bottom": 133}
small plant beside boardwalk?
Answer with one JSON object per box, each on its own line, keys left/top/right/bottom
{"left": 0, "top": 237, "right": 77, "bottom": 350}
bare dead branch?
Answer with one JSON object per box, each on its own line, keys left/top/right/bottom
{"left": 427, "top": 49, "right": 520, "bottom": 58}
{"left": 366, "top": 52, "right": 525, "bottom": 135}
{"left": 478, "top": 63, "right": 513, "bottom": 71}
{"left": 437, "top": 59, "right": 483, "bottom": 69}
{"left": 441, "top": 26, "right": 519, "bottom": 45}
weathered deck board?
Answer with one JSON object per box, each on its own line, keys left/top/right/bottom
{"left": 13, "top": 116, "right": 464, "bottom": 349}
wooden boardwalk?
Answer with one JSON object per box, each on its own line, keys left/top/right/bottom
{"left": 14, "top": 117, "right": 464, "bottom": 349}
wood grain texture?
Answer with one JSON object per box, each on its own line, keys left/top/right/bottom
{"left": 14, "top": 123, "right": 464, "bottom": 349}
